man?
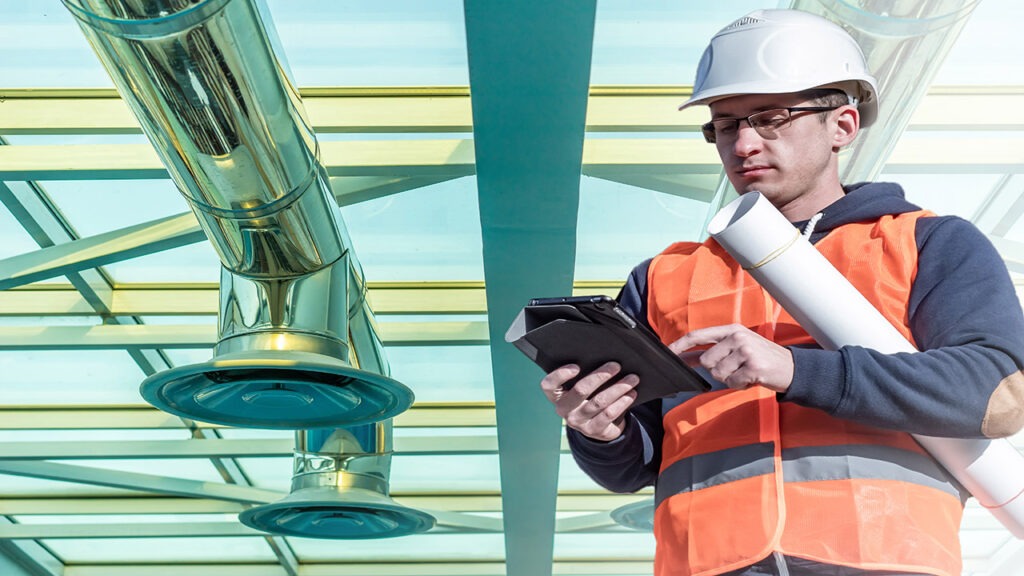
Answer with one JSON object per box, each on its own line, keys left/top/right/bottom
{"left": 540, "top": 9, "right": 1024, "bottom": 576}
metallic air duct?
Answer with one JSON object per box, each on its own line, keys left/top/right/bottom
{"left": 236, "top": 255, "right": 435, "bottom": 538}
{"left": 62, "top": 0, "right": 414, "bottom": 428}
{"left": 792, "top": 0, "right": 981, "bottom": 182}
{"left": 240, "top": 424, "right": 436, "bottom": 538}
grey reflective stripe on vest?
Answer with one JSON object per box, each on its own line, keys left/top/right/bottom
{"left": 655, "top": 442, "right": 775, "bottom": 508}
{"left": 782, "top": 443, "right": 963, "bottom": 500}
{"left": 656, "top": 442, "right": 962, "bottom": 509}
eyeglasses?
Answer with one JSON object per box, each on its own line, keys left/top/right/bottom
{"left": 700, "top": 106, "right": 840, "bottom": 143}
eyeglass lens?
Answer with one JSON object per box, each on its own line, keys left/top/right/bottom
{"left": 703, "top": 109, "right": 792, "bottom": 143}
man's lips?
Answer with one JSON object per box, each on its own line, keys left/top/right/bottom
{"left": 736, "top": 165, "right": 772, "bottom": 178}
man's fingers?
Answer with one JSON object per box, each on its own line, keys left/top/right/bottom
{"left": 669, "top": 323, "right": 746, "bottom": 354}
{"left": 564, "top": 361, "right": 623, "bottom": 400}
{"left": 540, "top": 364, "right": 581, "bottom": 399}
{"left": 578, "top": 374, "right": 639, "bottom": 416}
{"left": 565, "top": 380, "right": 638, "bottom": 440}
{"left": 539, "top": 362, "right": 644, "bottom": 441}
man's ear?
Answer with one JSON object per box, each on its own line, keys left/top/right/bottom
{"left": 833, "top": 105, "right": 860, "bottom": 150}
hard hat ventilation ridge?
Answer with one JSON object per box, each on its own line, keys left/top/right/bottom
{"left": 723, "top": 15, "right": 764, "bottom": 31}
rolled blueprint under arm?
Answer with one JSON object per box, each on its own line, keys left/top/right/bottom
{"left": 707, "top": 192, "right": 1024, "bottom": 539}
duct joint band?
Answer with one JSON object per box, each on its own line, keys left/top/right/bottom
{"left": 293, "top": 470, "right": 389, "bottom": 494}
{"left": 183, "top": 144, "right": 323, "bottom": 221}
{"left": 62, "top": 0, "right": 232, "bottom": 39}
{"left": 745, "top": 230, "right": 800, "bottom": 270}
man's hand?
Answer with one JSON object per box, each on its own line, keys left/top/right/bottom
{"left": 670, "top": 324, "right": 794, "bottom": 393}
{"left": 539, "top": 362, "right": 639, "bottom": 442}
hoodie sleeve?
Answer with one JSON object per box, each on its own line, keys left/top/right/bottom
{"left": 784, "top": 216, "right": 1024, "bottom": 438}
{"left": 565, "top": 259, "right": 664, "bottom": 493}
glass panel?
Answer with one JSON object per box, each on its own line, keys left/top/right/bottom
{"left": 291, "top": 532, "right": 505, "bottom": 561}
{"left": 384, "top": 345, "right": 494, "bottom": 402}
{"left": 391, "top": 455, "right": 500, "bottom": 492}
{"left": 163, "top": 348, "right": 217, "bottom": 367}
{"left": 0, "top": 200, "right": 46, "bottom": 260}
{"left": 0, "top": 475, "right": 138, "bottom": 498}
{"left": 0, "top": 429, "right": 188, "bottom": 442}
{"left": 554, "top": 532, "right": 655, "bottom": 559}
{"left": 102, "top": 242, "right": 222, "bottom": 284}
{"left": 576, "top": 177, "right": 712, "bottom": 281}
{"left": 17, "top": 513, "right": 238, "bottom": 524}
{"left": 0, "top": 1, "right": 469, "bottom": 89}
{"left": 48, "top": 459, "right": 227, "bottom": 483}
{"left": 39, "top": 179, "right": 188, "bottom": 239}
{"left": 271, "top": 0, "right": 469, "bottom": 87}
{"left": 0, "top": 349, "right": 147, "bottom": 406}
{"left": 934, "top": 1, "right": 1024, "bottom": 84}
{"left": 341, "top": 176, "right": 483, "bottom": 282}
{"left": 888, "top": 172, "right": 1003, "bottom": 221}
{"left": 217, "top": 429, "right": 292, "bottom": 491}
{"left": 0, "top": 5, "right": 112, "bottom": 88}
{"left": 229, "top": 457, "right": 292, "bottom": 492}
{"left": 591, "top": 0, "right": 780, "bottom": 84}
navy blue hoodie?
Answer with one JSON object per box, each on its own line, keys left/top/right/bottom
{"left": 568, "top": 182, "right": 1024, "bottom": 494}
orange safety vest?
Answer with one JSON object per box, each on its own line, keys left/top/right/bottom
{"left": 646, "top": 210, "right": 964, "bottom": 576}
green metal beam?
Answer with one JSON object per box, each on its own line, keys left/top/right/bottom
{"left": 60, "top": 561, "right": 657, "bottom": 576}
{"left": 0, "top": 404, "right": 500, "bottom": 430}
{"left": 0, "top": 522, "right": 262, "bottom": 539}
{"left": 0, "top": 283, "right": 622, "bottom": 317}
{"left": 0, "top": 461, "right": 282, "bottom": 504}
{"left": 0, "top": 178, "right": 115, "bottom": 314}
{"left": 0, "top": 435, "right": 544, "bottom": 459}
{"left": 582, "top": 173, "right": 721, "bottom": 201}
{"left": 0, "top": 514, "right": 506, "bottom": 539}
{"left": 0, "top": 321, "right": 490, "bottom": 349}
{"left": 0, "top": 212, "right": 204, "bottom": 291}
{"left": 0, "top": 176, "right": 468, "bottom": 291}
{"left": 464, "top": 2, "right": 596, "bottom": 575}
{"left": 4, "top": 86, "right": 1024, "bottom": 134}
{"left": 0, "top": 494, "right": 650, "bottom": 515}
{"left": 6, "top": 137, "right": 1020, "bottom": 185}
{"left": 0, "top": 518, "right": 61, "bottom": 576}
{"left": 0, "top": 140, "right": 476, "bottom": 181}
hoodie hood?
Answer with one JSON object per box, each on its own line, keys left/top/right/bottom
{"left": 797, "top": 182, "right": 922, "bottom": 243}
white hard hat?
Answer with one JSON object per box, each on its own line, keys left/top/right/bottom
{"left": 679, "top": 9, "right": 879, "bottom": 127}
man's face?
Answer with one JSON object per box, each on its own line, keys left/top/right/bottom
{"left": 708, "top": 92, "right": 841, "bottom": 211}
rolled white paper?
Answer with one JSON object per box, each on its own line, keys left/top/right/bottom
{"left": 708, "top": 192, "right": 1024, "bottom": 538}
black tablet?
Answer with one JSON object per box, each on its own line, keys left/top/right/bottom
{"left": 505, "top": 295, "right": 711, "bottom": 404}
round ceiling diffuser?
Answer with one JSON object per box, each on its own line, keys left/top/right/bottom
{"left": 140, "top": 350, "right": 414, "bottom": 429}
{"left": 239, "top": 486, "right": 436, "bottom": 539}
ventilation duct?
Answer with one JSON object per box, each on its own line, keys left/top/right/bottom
{"left": 238, "top": 256, "right": 434, "bottom": 538}
{"left": 791, "top": 0, "right": 981, "bottom": 182}
{"left": 62, "top": 0, "right": 414, "bottom": 428}
{"left": 241, "top": 423, "right": 435, "bottom": 538}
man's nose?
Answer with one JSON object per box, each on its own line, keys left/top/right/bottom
{"left": 731, "top": 121, "right": 763, "bottom": 156}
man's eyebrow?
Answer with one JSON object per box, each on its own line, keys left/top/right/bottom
{"left": 710, "top": 105, "right": 786, "bottom": 120}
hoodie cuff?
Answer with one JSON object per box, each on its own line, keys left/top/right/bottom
{"left": 566, "top": 415, "right": 645, "bottom": 463}
{"left": 780, "top": 347, "right": 847, "bottom": 414}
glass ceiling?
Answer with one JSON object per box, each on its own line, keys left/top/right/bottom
{"left": 1, "top": 1, "right": 1023, "bottom": 575}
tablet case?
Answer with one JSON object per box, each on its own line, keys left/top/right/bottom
{"left": 504, "top": 295, "right": 710, "bottom": 404}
